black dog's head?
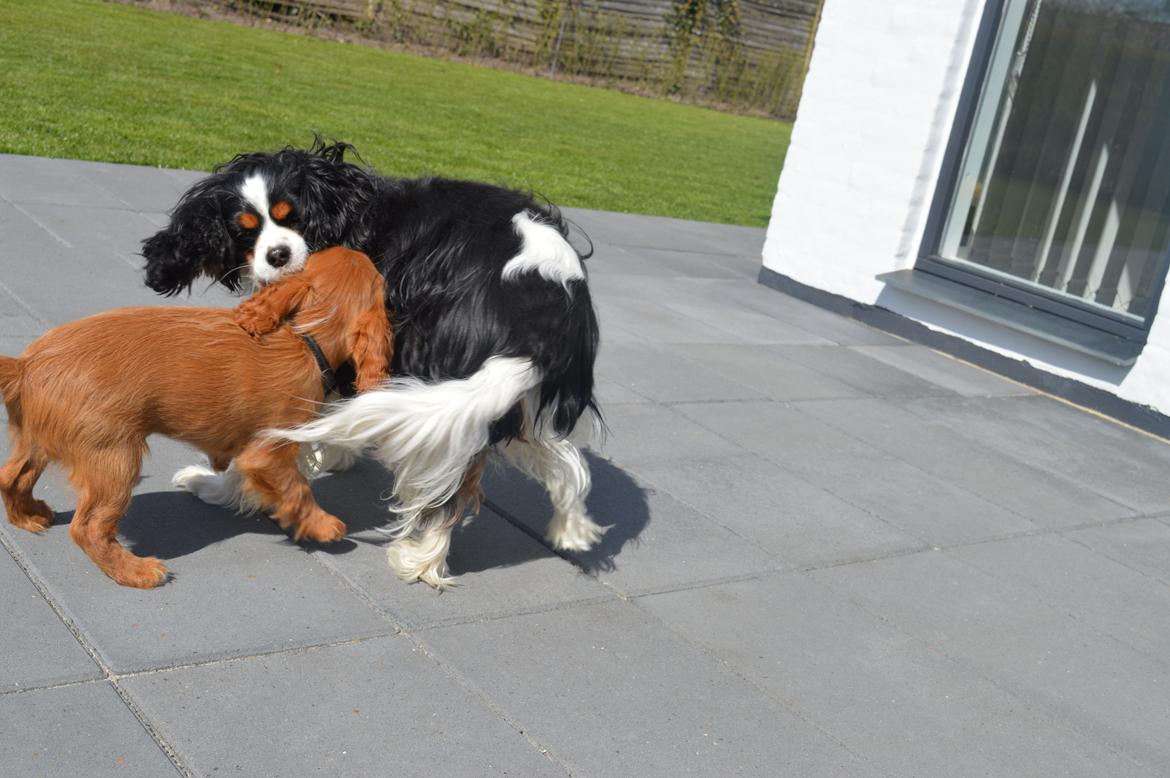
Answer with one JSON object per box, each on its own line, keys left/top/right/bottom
{"left": 142, "top": 139, "right": 377, "bottom": 295}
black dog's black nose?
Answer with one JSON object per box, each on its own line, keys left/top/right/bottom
{"left": 267, "top": 245, "right": 291, "bottom": 268}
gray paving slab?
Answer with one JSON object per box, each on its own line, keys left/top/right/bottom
{"left": 850, "top": 343, "right": 1028, "bottom": 397}
{"left": 587, "top": 243, "right": 687, "bottom": 277}
{"left": 592, "top": 373, "right": 651, "bottom": 405}
{"left": 673, "top": 400, "right": 1039, "bottom": 545}
{"left": 0, "top": 333, "right": 39, "bottom": 355}
{"left": 0, "top": 436, "right": 393, "bottom": 674}
{"left": 774, "top": 343, "right": 960, "bottom": 398}
{"left": 16, "top": 201, "right": 161, "bottom": 257}
{"left": 660, "top": 343, "right": 864, "bottom": 401}
{"left": 0, "top": 191, "right": 235, "bottom": 317}
{"left": 590, "top": 273, "right": 836, "bottom": 345}
{"left": 0, "top": 154, "right": 127, "bottom": 208}
{"left": 710, "top": 278, "right": 904, "bottom": 346}
{"left": 1068, "top": 517, "right": 1170, "bottom": 586}
{"left": 665, "top": 297, "right": 841, "bottom": 343}
{"left": 903, "top": 395, "right": 1170, "bottom": 513}
{"left": 594, "top": 294, "right": 744, "bottom": 345}
{"left": 638, "top": 573, "right": 1144, "bottom": 777}
{"left": 71, "top": 158, "right": 200, "bottom": 213}
{"left": 0, "top": 199, "right": 181, "bottom": 324}
{"left": 485, "top": 455, "right": 778, "bottom": 595}
{"left": 565, "top": 206, "right": 765, "bottom": 258}
{"left": 0, "top": 282, "right": 48, "bottom": 337}
{"left": 0, "top": 549, "right": 100, "bottom": 691}
{"left": 595, "top": 341, "right": 767, "bottom": 404}
{"left": 952, "top": 533, "right": 1170, "bottom": 664}
{"left": 619, "top": 245, "right": 755, "bottom": 280}
{"left": 814, "top": 551, "right": 1170, "bottom": 774}
{"left": 0, "top": 682, "right": 178, "bottom": 776}
{"left": 795, "top": 397, "right": 1135, "bottom": 528}
{"left": 759, "top": 301, "right": 906, "bottom": 346}
{"left": 119, "top": 636, "right": 563, "bottom": 777}
{"left": 423, "top": 600, "right": 874, "bottom": 776}
{"left": 624, "top": 454, "right": 924, "bottom": 567}
{"left": 598, "top": 402, "right": 747, "bottom": 465}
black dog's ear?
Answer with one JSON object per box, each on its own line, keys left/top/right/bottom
{"left": 142, "top": 178, "right": 238, "bottom": 295}
{"left": 294, "top": 148, "right": 377, "bottom": 251}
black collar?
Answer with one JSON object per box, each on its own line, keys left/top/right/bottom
{"left": 299, "top": 333, "right": 338, "bottom": 395}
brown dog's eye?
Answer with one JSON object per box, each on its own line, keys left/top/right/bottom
{"left": 238, "top": 212, "right": 260, "bottom": 230}
{"left": 270, "top": 201, "right": 294, "bottom": 221}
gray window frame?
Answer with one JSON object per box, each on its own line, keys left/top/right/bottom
{"left": 917, "top": 0, "right": 1170, "bottom": 344}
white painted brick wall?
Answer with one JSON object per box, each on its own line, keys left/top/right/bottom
{"left": 762, "top": 0, "right": 984, "bottom": 302}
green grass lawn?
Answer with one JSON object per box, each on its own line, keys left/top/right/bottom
{"left": 0, "top": 0, "right": 789, "bottom": 226}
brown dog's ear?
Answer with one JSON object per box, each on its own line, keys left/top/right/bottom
{"left": 348, "top": 305, "right": 393, "bottom": 392}
{"left": 234, "top": 276, "right": 313, "bottom": 338}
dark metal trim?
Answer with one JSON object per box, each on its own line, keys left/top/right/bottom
{"left": 878, "top": 269, "right": 1143, "bottom": 365}
{"left": 917, "top": 0, "right": 1006, "bottom": 267}
{"left": 918, "top": 257, "right": 1148, "bottom": 342}
{"left": 917, "top": 0, "right": 1168, "bottom": 340}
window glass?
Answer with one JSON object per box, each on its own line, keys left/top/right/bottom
{"left": 939, "top": 0, "right": 1170, "bottom": 324}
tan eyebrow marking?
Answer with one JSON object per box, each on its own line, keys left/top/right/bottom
{"left": 270, "top": 201, "right": 293, "bottom": 221}
{"left": 238, "top": 212, "right": 259, "bottom": 230}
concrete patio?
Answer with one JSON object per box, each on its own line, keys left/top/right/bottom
{"left": 2, "top": 153, "right": 1170, "bottom": 776}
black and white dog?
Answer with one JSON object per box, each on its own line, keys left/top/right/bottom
{"left": 142, "top": 140, "right": 605, "bottom": 588}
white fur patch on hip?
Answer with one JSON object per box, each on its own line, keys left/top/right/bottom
{"left": 501, "top": 212, "right": 584, "bottom": 288}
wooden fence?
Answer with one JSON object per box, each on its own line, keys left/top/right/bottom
{"left": 224, "top": 0, "right": 820, "bottom": 116}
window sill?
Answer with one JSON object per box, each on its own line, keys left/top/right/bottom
{"left": 877, "top": 269, "right": 1143, "bottom": 366}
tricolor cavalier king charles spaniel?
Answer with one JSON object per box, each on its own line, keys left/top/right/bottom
{"left": 141, "top": 140, "right": 605, "bottom": 588}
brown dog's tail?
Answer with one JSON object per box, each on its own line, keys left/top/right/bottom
{"left": 0, "top": 356, "right": 23, "bottom": 400}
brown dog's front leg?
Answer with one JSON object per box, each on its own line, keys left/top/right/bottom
{"left": 234, "top": 276, "right": 313, "bottom": 338}
{"left": 234, "top": 440, "right": 346, "bottom": 543}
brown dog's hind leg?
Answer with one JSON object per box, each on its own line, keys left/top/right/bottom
{"left": 235, "top": 440, "right": 346, "bottom": 544}
{"left": 0, "top": 444, "right": 52, "bottom": 532}
{"left": 67, "top": 448, "right": 167, "bottom": 588}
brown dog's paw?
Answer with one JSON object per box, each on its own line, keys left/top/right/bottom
{"left": 293, "top": 512, "right": 347, "bottom": 544}
{"left": 233, "top": 303, "right": 281, "bottom": 339}
{"left": 7, "top": 498, "right": 54, "bottom": 533}
{"left": 112, "top": 556, "right": 169, "bottom": 589}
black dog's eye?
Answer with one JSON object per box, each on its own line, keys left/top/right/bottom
{"left": 270, "top": 200, "right": 295, "bottom": 222}
{"left": 237, "top": 212, "right": 260, "bottom": 231}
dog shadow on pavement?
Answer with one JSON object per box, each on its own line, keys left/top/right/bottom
{"left": 75, "top": 451, "right": 651, "bottom": 576}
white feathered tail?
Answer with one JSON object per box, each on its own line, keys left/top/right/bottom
{"left": 270, "top": 356, "right": 542, "bottom": 532}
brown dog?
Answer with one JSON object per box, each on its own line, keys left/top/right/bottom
{"left": 0, "top": 247, "right": 391, "bottom": 588}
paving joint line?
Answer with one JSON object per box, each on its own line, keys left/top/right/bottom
{"left": 414, "top": 592, "right": 628, "bottom": 633}
{"left": 304, "top": 537, "right": 574, "bottom": 773}
{"left": 625, "top": 511, "right": 1163, "bottom": 603}
{"left": 0, "top": 528, "right": 191, "bottom": 777}
{"left": 0, "top": 676, "right": 105, "bottom": 698}
{"left": 805, "top": 564, "right": 1163, "bottom": 777}
{"left": 622, "top": 583, "right": 880, "bottom": 772}
{"left": 109, "top": 632, "right": 399, "bottom": 681}
{"left": 892, "top": 395, "right": 1147, "bottom": 514}
{"left": 949, "top": 546, "right": 1170, "bottom": 674}
{"left": 0, "top": 632, "right": 405, "bottom": 698}
{"left": 625, "top": 556, "right": 1159, "bottom": 777}
{"left": 0, "top": 275, "right": 51, "bottom": 329}
{"left": 673, "top": 391, "right": 1136, "bottom": 536}
{"left": 7, "top": 199, "right": 74, "bottom": 248}
{"left": 602, "top": 242, "right": 746, "bottom": 258}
